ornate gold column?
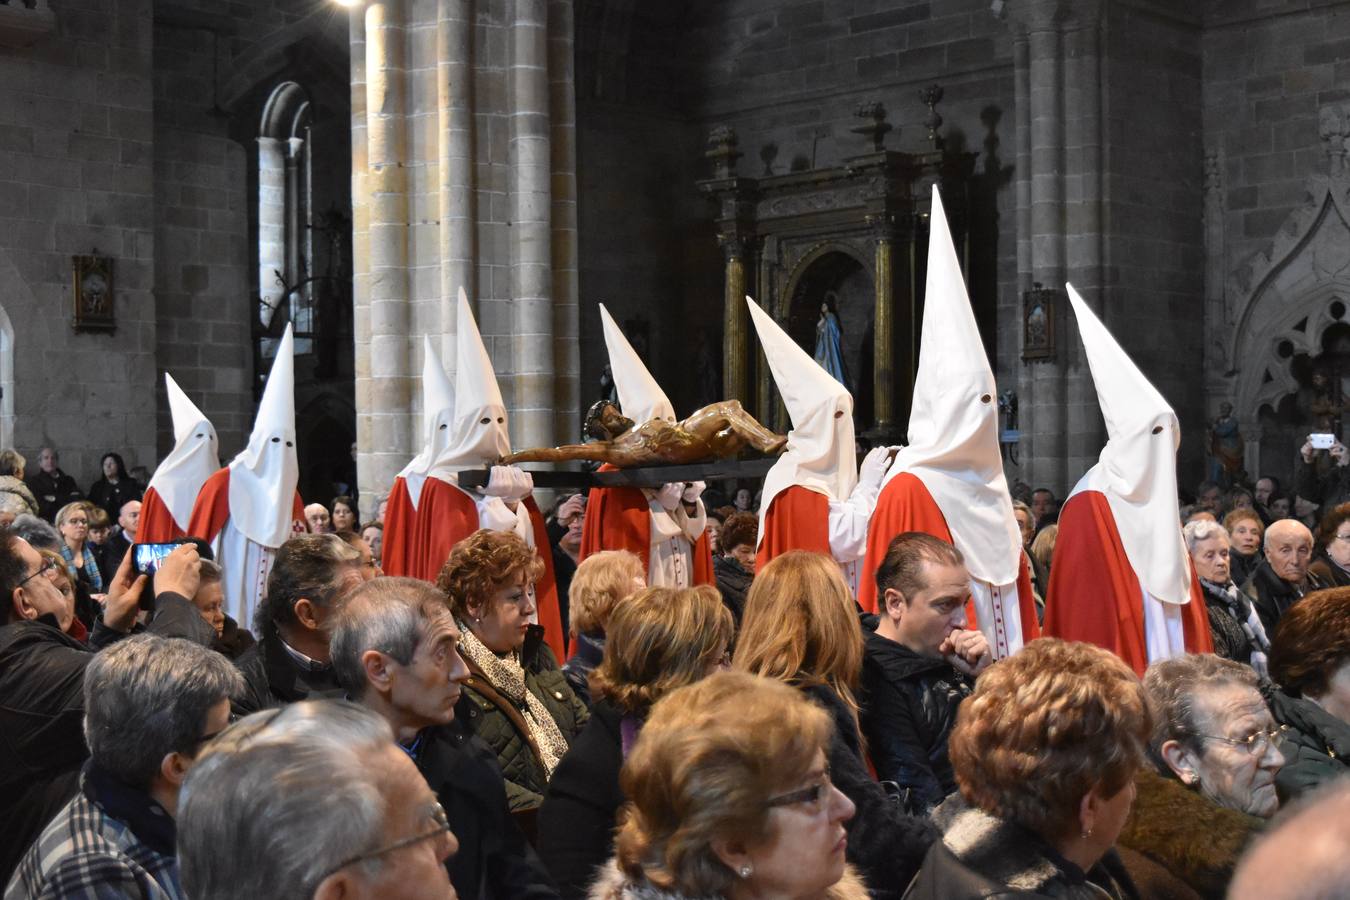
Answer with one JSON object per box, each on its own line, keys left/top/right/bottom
{"left": 869, "top": 214, "right": 898, "bottom": 434}
{"left": 721, "top": 235, "right": 750, "bottom": 402}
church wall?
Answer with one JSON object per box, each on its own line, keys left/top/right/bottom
{"left": 1100, "top": 4, "right": 1206, "bottom": 484}
{"left": 0, "top": 0, "right": 158, "bottom": 486}
{"left": 575, "top": 0, "right": 1022, "bottom": 426}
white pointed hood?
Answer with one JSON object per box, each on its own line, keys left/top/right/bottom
{"left": 1066, "top": 283, "right": 1192, "bottom": 605}
{"left": 747, "top": 296, "right": 856, "bottom": 546}
{"left": 398, "top": 335, "right": 458, "bottom": 507}
{"left": 599, "top": 304, "right": 675, "bottom": 425}
{"left": 147, "top": 374, "right": 220, "bottom": 531}
{"left": 882, "top": 186, "right": 1021, "bottom": 585}
{"left": 426, "top": 287, "right": 511, "bottom": 477}
{"left": 227, "top": 324, "right": 299, "bottom": 548}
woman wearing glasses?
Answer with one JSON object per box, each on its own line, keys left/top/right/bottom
{"left": 1308, "top": 502, "right": 1350, "bottom": 587}
{"left": 436, "top": 529, "right": 588, "bottom": 813}
{"left": 733, "top": 551, "right": 936, "bottom": 896}
{"left": 591, "top": 670, "right": 865, "bottom": 900}
{"left": 1119, "top": 654, "right": 1286, "bottom": 898}
{"left": 55, "top": 501, "right": 103, "bottom": 595}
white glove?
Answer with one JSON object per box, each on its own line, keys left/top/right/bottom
{"left": 857, "top": 446, "right": 893, "bottom": 494}
{"left": 655, "top": 482, "right": 684, "bottom": 512}
{"left": 681, "top": 481, "right": 707, "bottom": 504}
{"left": 482, "top": 465, "right": 534, "bottom": 502}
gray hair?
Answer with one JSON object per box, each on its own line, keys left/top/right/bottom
{"left": 0, "top": 490, "right": 31, "bottom": 518}
{"left": 330, "top": 577, "right": 453, "bottom": 699}
{"left": 83, "top": 635, "right": 244, "bottom": 788}
{"left": 1142, "top": 653, "right": 1259, "bottom": 755}
{"left": 197, "top": 558, "right": 222, "bottom": 584}
{"left": 258, "top": 533, "right": 362, "bottom": 634}
{"left": 1183, "top": 518, "right": 1229, "bottom": 555}
{"left": 10, "top": 514, "right": 60, "bottom": 551}
{"left": 178, "top": 700, "right": 394, "bottom": 900}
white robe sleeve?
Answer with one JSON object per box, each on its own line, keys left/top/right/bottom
{"left": 826, "top": 473, "right": 884, "bottom": 563}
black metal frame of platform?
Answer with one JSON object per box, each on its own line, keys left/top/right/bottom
{"left": 456, "top": 457, "right": 777, "bottom": 490}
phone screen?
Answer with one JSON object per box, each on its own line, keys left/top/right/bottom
{"left": 133, "top": 543, "right": 177, "bottom": 576}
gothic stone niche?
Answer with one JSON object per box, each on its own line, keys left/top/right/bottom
{"left": 699, "top": 132, "right": 975, "bottom": 443}
{"left": 1228, "top": 100, "right": 1350, "bottom": 480}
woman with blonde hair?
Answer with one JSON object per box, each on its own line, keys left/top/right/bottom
{"left": 907, "top": 638, "right": 1152, "bottom": 898}
{"left": 734, "top": 550, "right": 935, "bottom": 895}
{"left": 541, "top": 585, "right": 734, "bottom": 898}
{"left": 55, "top": 501, "right": 102, "bottom": 595}
{"left": 590, "top": 669, "right": 865, "bottom": 900}
{"left": 561, "top": 549, "right": 645, "bottom": 706}
{"left": 437, "top": 528, "right": 588, "bottom": 811}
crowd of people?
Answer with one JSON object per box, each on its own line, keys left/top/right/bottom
{"left": 3, "top": 187, "right": 1349, "bottom": 900}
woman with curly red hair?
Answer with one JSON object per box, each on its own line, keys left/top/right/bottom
{"left": 437, "top": 528, "right": 588, "bottom": 811}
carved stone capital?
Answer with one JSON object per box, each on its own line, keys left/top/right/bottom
{"left": 718, "top": 231, "right": 756, "bottom": 261}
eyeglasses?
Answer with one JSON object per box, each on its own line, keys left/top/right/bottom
{"left": 16, "top": 558, "right": 59, "bottom": 589}
{"left": 1335, "top": 533, "right": 1350, "bottom": 543}
{"left": 765, "top": 766, "right": 833, "bottom": 810}
{"left": 1195, "top": 724, "right": 1289, "bottom": 756}
{"left": 321, "top": 801, "right": 452, "bottom": 879}
{"left": 65, "top": 518, "right": 88, "bottom": 527}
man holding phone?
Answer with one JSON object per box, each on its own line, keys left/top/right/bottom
{"left": 1296, "top": 433, "right": 1350, "bottom": 513}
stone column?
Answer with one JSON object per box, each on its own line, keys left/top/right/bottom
{"left": 362, "top": 0, "right": 412, "bottom": 499}
{"left": 1203, "top": 151, "right": 1227, "bottom": 404}
{"left": 549, "top": 0, "right": 580, "bottom": 441}
{"left": 284, "top": 136, "right": 304, "bottom": 295}
{"left": 437, "top": 0, "right": 473, "bottom": 370}
{"left": 509, "top": 0, "right": 555, "bottom": 450}
{"left": 721, "top": 235, "right": 750, "bottom": 403}
{"left": 256, "top": 136, "right": 285, "bottom": 325}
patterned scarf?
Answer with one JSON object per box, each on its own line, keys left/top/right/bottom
{"left": 456, "top": 623, "right": 570, "bottom": 775}
{"left": 1201, "top": 577, "right": 1271, "bottom": 677}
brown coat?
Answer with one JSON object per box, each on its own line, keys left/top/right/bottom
{"left": 1116, "top": 768, "right": 1264, "bottom": 900}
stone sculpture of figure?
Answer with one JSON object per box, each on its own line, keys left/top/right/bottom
{"left": 1207, "top": 401, "right": 1244, "bottom": 487}
{"left": 502, "top": 399, "right": 787, "bottom": 468}
{"left": 814, "top": 296, "right": 847, "bottom": 388}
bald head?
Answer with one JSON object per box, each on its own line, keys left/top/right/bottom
{"left": 1265, "top": 519, "right": 1313, "bottom": 584}
{"left": 304, "top": 503, "right": 331, "bottom": 534}
{"left": 1229, "top": 780, "right": 1350, "bottom": 900}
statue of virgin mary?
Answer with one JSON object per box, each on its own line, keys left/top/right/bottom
{"left": 814, "top": 296, "right": 848, "bottom": 388}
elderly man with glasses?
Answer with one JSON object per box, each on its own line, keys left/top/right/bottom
{"left": 177, "top": 700, "right": 458, "bottom": 900}
{"left": 5, "top": 635, "right": 242, "bottom": 900}
{"left": 0, "top": 529, "right": 204, "bottom": 886}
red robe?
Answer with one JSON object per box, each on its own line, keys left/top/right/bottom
{"left": 185, "top": 468, "right": 306, "bottom": 543}
{"left": 755, "top": 485, "right": 833, "bottom": 573}
{"left": 857, "top": 474, "right": 1041, "bottom": 651}
{"left": 580, "top": 475, "right": 714, "bottom": 587}
{"left": 137, "top": 485, "right": 186, "bottom": 543}
{"left": 383, "top": 476, "right": 566, "bottom": 661}
{"left": 1043, "top": 490, "right": 1214, "bottom": 676}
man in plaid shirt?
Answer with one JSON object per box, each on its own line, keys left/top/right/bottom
{"left": 5, "top": 635, "right": 241, "bottom": 900}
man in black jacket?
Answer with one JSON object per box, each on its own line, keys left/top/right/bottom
{"left": 861, "top": 532, "right": 991, "bottom": 814}
{"left": 231, "top": 533, "right": 364, "bottom": 715}
{"left": 1244, "top": 518, "right": 1325, "bottom": 635}
{"left": 23, "top": 447, "right": 83, "bottom": 523}
{"left": 331, "top": 577, "right": 557, "bottom": 900}
{"left": 0, "top": 529, "right": 199, "bottom": 885}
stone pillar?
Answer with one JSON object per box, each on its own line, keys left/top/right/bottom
{"left": 549, "top": 0, "right": 580, "bottom": 441}
{"left": 1203, "top": 151, "right": 1227, "bottom": 403}
{"left": 509, "top": 0, "right": 555, "bottom": 451}
{"left": 284, "top": 136, "right": 304, "bottom": 295}
{"left": 871, "top": 218, "right": 896, "bottom": 434}
{"left": 362, "top": 0, "right": 412, "bottom": 500}
{"left": 721, "top": 236, "right": 750, "bottom": 403}
{"left": 436, "top": 0, "right": 472, "bottom": 369}
{"left": 257, "top": 136, "right": 285, "bottom": 325}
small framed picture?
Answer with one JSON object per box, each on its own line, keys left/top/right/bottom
{"left": 1022, "top": 284, "right": 1055, "bottom": 361}
{"left": 72, "top": 253, "right": 115, "bottom": 333}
